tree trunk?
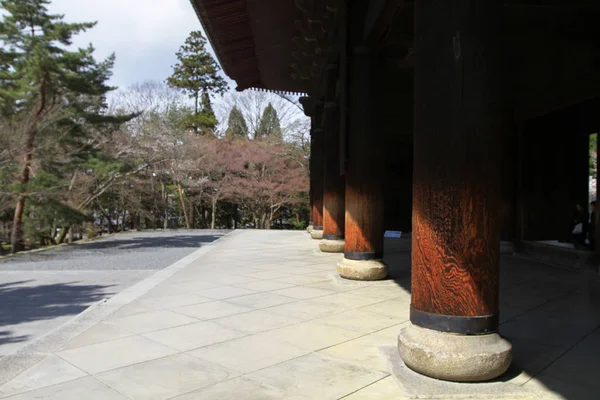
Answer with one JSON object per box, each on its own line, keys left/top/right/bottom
{"left": 56, "top": 226, "right": 70, "bottom": 244}
{"left": 151, "top": 175, "right": 158, "bottom": 229}
{"left": 211, "top": 197, "right": 217, "bottom": 229}
{"left": 194, "top": 93, "right": 199, "bottom": 135}
{"left": 161, "top": 180, "right": 168, "bottom": 229}
{"left": 100, "top": 208, "right": 114, "bottom": 233}
{"left": 11, "top": 75, "right": 47, "bottom": 254}
{"left": 194, "top": 204, "right": 203, "bottom": 227}
{"left": 177, "top": 183, "right": 190, "bottom": 229}
{"left": 268, "top": 207, "right": 276, "bottom": 230}
{"left": 116, "top": 209, "right": 121, "bottom": 232}
{"left": 10, "top": 129, "right": 36, "bottom": 253}
{"left": 260, "top": 213, "right": 268, "bottom": 230}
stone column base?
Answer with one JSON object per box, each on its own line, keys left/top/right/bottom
{"left": 398, "top": 323, "right": 512, "bottom": 382}
{"left": 307, "top": 225, "right": 314, "bottom": 234}
{"left": 310, "top": 229, "right": 323, "bottom": 240}
{"left": 319, "top": 239, "right": 344, "bottom": 253}
{"left": 336, "top": 257, "right": 387, "bottom": 280}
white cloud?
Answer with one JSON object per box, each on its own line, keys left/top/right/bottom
{"left": 48, "top": 0, "right": 233, "bottom": 90}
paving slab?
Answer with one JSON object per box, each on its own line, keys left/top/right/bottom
{"left": 223, "top": 292, "right": 298, "bottom": 309}
{"left": 247, "top": 352, "right": 388, "bottom": 399}
{"left": 141, "top": 321, "right": 245, "bottom": 352}
{"left": 0, "top": 355, "right": 86, "bottom": 398}
{"left": 187, "top": 334, "right": 309, "bottom": 373}
{"left": 95, "top": 353, "right": 237, "bottom": 400}
{"left": 105, "top": 310, "right": 198, "bottom": 334}
{"left": 341, "top": 376, "right": 405, "bottom": 400}
{"left": 211, "top": 309, "right": 303, "bottom": 334}
{"left": 59, "top": 322, "right": 134, "bottom": 351}
{"left": 171, "top": 376, "right": 310, "bottom": 400}
{"left": 0, "top": 230, "right": 597, "bottom": 399}
{"left": 173, "top": 301, "right": 253, "bottom": 320}
{"left": 56, "top": 335, "right": 177, "bottom": 374}
{"left": 3, "top": 376, "right": 128, "bottom": 399}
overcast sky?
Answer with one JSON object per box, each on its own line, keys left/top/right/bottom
{"left": 49, "top": 0, "right": 233, "bottom": 90}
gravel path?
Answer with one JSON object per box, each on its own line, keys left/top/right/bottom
{"left": 0, "top": 230, "right": 227, "bottom": 271}
{"left": 0, "top": 230, "right": 228, "bottom": 356}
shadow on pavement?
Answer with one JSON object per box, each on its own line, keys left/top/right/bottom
{"left": 0, "top": 280, "right": 114, "bottom": 346}
{"left": 0, "top": 330, "right": 28, "bottom": 346}
{"left": 65, "top": 234, "right": 224, "bottom": 251}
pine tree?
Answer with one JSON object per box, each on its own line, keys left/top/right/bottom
{"left": 168, "top": 31, "right": 227, "bottom": 135}
{"left": 0, "top": 0, "right": 131, "bottom": 253}
{"left": 226, "top": 106, "right": 249, "bottom": 138}
{"left": 256, "top": 103, "right": 282, "bottom": 139}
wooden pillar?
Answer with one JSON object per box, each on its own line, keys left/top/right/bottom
{"left": 336, "top": 45, "right": 387, "bottom": 280}
{"left": 344, "top": 47, "right": 383, "bottom": 260}
{"left": 308, "top": 125, "right": 315, "bottom": 231}
{"left": 596, "top": 136, "right": 600, "bottom": 252}
{"left": 320, "top": 101, "right": 346, "bottom": 252}
{"left": 500, "top": 130, "right": 518, "bottom": 242}
{"left": 399, "top": 0, "right": 511, "bottom": 382}
{"left": 310, "top": 105, "right": 325, "bottom": 239}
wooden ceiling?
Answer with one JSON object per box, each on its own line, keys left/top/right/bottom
{"left": 191, "top": 0, "right": 600, "bottom": 105}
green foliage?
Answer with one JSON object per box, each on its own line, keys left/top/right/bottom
{"left": 167, "top": 31, "right": 227, "bottom": 135}
{"left": 256, "top": 103, "right": 282, "bottom": 139}
{"left": 0, "top": 0, "right": 97, "bottom": 110}
{"left": 0, "top": 0, "right": 133, "bottom": 250}
{"left": 180, "top": 92, "right": 218, "bottom": 135}
{"left": 23, "top": 197, "right": 88, "bottom": 246}
{"left": 289, "top": 216, "right": 307, "bottom": 230}
{"left": 83, "top": 155, "right": 127, "bottom": 177}
{"left": 226, "top": 106, "right": 248, "bottom": 138}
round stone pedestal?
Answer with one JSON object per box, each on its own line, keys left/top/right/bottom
{"left": 336, "top": 257, "right": 387, "bottom": 280}
{"left": 307, "top": 225, "right": 314, "bottom": 233}
{"left": 319, "top": 239, "right": 345, "bottom": 253}
{"left": 310, "top": 229, "right": 323, "bottom": 240}
{"left": 398, "top": 323, "right": 512, "bottom": 382}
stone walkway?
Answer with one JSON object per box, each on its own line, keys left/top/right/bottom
{"left": 0, "top": 230, "right": 598, "bottom": 399}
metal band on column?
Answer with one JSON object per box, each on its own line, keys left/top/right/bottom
{"left": 410, "top": 307, "right": 499, "bottom": 335}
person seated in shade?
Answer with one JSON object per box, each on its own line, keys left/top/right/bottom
{"left": 571, "top": 204, "right": 588, "bottom": 250}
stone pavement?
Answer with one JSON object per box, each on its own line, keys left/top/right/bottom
{"left": 0, "top": 230, "right": 226, "bottom": 357}
{"left": 0, "top": 230, "right": 598, "bottom": 399}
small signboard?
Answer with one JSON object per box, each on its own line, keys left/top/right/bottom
{"left": 384, "top": 231, "right": 402, "bottom": 238}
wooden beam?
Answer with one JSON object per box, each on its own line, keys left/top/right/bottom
{"left": 364, "top": 0, "right": 405, "bottom": 46}
{"left": 339, "top": 0, "right": 347, "bottom": 175}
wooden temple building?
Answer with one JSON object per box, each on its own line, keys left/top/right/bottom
{"left": 190, "top": 0, "right": 600, "bottom": 383}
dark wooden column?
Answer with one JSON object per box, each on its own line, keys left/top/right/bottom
{"left": 399, "top": 0, "right": 510, "bottom": 383}
{"left": 311, "top": 105, "right": 325, "bottom": 233}
{"left": 411, "top": 0, "right": 502, "bottom": 334}
{"left": 343, "top": 46, "right": 385, "bottom": 261}
{"left": 597, "top": 137, "right": 600, "bottom": 252}
{"left": 308, "top": 124, "right": 315, "bottom": 229}
{"left": 322, "top": 102, "right": 345, "bottom": 241}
